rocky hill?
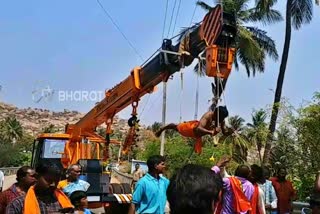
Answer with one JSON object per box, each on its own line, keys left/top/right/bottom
{"left": 0, "top": 102, "right": 131, "bottom": 136}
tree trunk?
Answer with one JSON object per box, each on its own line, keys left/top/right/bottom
{"left": 263, "top": 0, "right": 292, "bottom": 164}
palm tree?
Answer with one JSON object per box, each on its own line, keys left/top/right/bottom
{"left": 219, "top": 115, "right": 249, "bottom": 163}
{"left": 246, "top": 109, "right": 268, "bottom": 164}
{"left": 0, "top": 116, "right": 23, "bottom": 144}
{"left": 263, "top": 0, "right": 314, "bottom": 164}
{"left": 42, "top": 124, "right": 57, "bottom": 133}
{"left": 228, "top": 115, "right": 245, "bottom": 131}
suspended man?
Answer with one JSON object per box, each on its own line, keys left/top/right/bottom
{"left": 155, "top": 105, "right": 231, "bottom": 154}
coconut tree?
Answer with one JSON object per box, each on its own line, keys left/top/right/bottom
{"left": 218, "top": 115, "right": 249, "bottom": 163}
{"left": 246, "top": 109, "right": 268, "bottom": 164}
{"left": 42, "top": 124, "right": 57, "bottom": 133}
{"left": 0, "top": 116, "right": 23, "bottom": 144}
{"left": 262, "top": 0, "right": 314, "bottom": 163}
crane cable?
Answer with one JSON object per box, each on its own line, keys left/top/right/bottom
{"left": 171, "top": 0, "right": 182, "bottom": 37}
{"left": 96, "top": 0, "right": 144, "bottom": 62}
{"left": 162, "top": 0, "right": 170, "bottom": 41}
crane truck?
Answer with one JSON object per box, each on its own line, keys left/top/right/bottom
{"left": 31, "top": 4, "right": 237, "bottom": 213}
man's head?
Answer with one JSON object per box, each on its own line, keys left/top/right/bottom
{"left": 16, "top": 166, "right": 36, "bottom": 187}
{"left": 147, "top": 155, "right": 166, "bottom": 174}
{"left": 35, "top": 163, "right": 62, "bottom": 193}
{"left": 262, "top": 166, "right": 271, "bottom": 180}
{"left": 277, "top": 167, "right": 287, "bottom": 181}
{"left": 70, "top": 190, "right": 88, "bottom": 209}
{"left": 210, "top": 106, "right": 229, "bottom": 124}
{"left": 135, "top": 163, "right": 140, "bottom": 170}
{"left": 234, "top": 165, "right": 251, "bottom": 179}
{"left": 249, "top": 164, "right": 265, "bottom": 184}
{"left": 167, "top": 164, "right": 223, "bottom": 214}
{"left": 67, "top": 164, "right": 82, "bottom": 182}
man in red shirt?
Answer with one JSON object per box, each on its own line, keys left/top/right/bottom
{"left": 270, "top": 167, "right": 296, "bottom": 214}
{"left": 0, "top": 166, "right": 36, "bottom": 214}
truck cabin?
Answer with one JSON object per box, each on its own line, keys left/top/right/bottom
{"left": 31, "top": 133, "right": 112, "bottom": 205}
{"left": 31, "top": 134, "right": 107, "bottom": 172}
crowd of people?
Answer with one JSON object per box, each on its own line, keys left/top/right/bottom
{"left": 131, "top": 155, "right": 319, "bottom": 214}
{"left": 0, "top": 164, "right": 91, "bottom": 214}
{"left": 0, "top": 155, "right": 318, "bottom": 214}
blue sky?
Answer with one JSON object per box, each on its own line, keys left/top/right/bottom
{"left": 0, "top": 0, "right": 319, "bottom": 125}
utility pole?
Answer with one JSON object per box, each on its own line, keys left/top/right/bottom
{"left": 194, "top": 74, "right": 199, "bottom": 120}
{"left": 194, "top": 60, "right": 201, "bottom": 120}
{"left": 160, "top": 81, "right": 167, "bottom": 156}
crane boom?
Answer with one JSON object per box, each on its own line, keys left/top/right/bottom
{"left": 66, "top": 5, "right": 236, "bottom": 142}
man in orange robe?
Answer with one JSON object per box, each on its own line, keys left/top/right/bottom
{"left": 155, "top": 106, "right": 230, "bottom": 154}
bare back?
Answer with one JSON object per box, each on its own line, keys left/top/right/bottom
{"left": 198, "top": 111, "right": 215, "bottom": 130}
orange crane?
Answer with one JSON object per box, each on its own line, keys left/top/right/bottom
{"left": 31, "top": 4, "right": 236, "bottom": 212}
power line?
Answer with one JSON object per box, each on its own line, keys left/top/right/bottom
{"left": 167, "top": 0, "right": 178, "bottom": 38}
{"left": 162, "top": 0, "right": 170, "bottom": 40}
{"left": 189, "top": 2, "right": 198, "bottom": 27}
{"left": 171, "top": 0, "right": 182, "bottom": 37}
{"left": 96, "top": 0, "right": 144, "bottom": 62}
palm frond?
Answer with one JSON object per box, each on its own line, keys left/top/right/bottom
{"left": 238, "top": 27, "right": 264, "bottom": 61}
{"left": 255, "top": 0, "right": 278, "bottom": 12}
{"left": 236, "top": 30, "right": 265, "bottom": 76}
{"left": 193, "top": 59, "right": 206, "bottom": 76}
{"left": 236, "top": 0, "right": 251, "bottom": 14}
{"left": 233, "top": 54, "right": 239, "bottom": 70}
{"left": 228, "top": 115, "right": 245, "bottom": 131}
{"left": 177, "top": 24, "right": 199, "bottom": 41}
{"left": 196, "top": 1, "right": 213, "bottom": 11}
{"left": 291, "top": 0, "right": 313, "bottom": 30}
{"left": 247, "top": 8, "right": 283, "bottom": 24}
{"left": 246, "top": 26, "right": 278, "bottom": 60}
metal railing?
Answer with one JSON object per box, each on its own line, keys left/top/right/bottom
{"left": 293, "top": 201, "right": 310, "bottom": 214}
{"left": 0, "top": 167, "right": 20, "bottom": 176}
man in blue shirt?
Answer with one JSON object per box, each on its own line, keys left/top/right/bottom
{"left": 128, "top": 155, "right": 169, "bottom": 214}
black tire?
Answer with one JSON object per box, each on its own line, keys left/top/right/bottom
{"left": 121, "top": 183, "right": 132, "bottom": 194}
{"left": 110, "top": 183, "right": 122, "bottom": 194}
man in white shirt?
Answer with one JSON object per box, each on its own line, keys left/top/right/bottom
{"left": 261, "top": 166, "right": 277, "bottom": 214}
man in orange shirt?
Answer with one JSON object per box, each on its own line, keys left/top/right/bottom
{"left": 270, "top": 168, "right": 296, "bottom": 214}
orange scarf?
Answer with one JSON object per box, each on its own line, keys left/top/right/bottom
{"left": 250, "top": 184, "right": 260, "bottom": 214}
{"left": 215, "top": 177, "right": 252, "bottom": 214}
{"left": 24, "top": 186, "right": 73, "bottom": 214}
{"left": 229, "top": 177, "right": 252, "bottom": 213}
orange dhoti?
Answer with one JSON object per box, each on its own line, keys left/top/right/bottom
{"left": 176, "top": 120, "right": 203, "bottom": 154}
